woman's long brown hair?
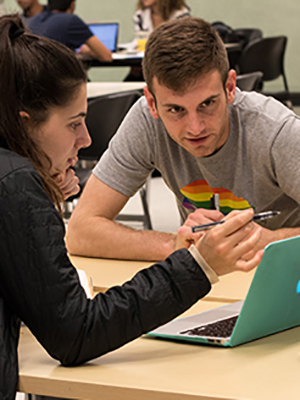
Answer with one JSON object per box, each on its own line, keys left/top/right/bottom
{"left": 0, "top": 14, "right": 87, "bottom": 213}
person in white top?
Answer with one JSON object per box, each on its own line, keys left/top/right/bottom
{"left": 124, "top": 0, "right": 190, "bottom": 81}
{"left": 0, "top": 0, "right": 6, "bottom": 16}
{"left": 134, "top": 0, "right": 190, "bottom": 32}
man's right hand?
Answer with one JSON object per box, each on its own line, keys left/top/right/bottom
{"left": 175, "top": 208, "right": 224, "bottom": 250}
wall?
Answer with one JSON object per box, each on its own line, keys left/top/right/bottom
{"left": 4, "top": 0, "right": 300, "bottom": 91}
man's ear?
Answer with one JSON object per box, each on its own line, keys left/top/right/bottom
{"left": 67, "top": 1, "right": 76, "bottom": 13}
{"left": 225, "top": 69, "right": 236, "bottom": 104}
{"left": 144, "top": 86, "right": 160, "bottom": 119}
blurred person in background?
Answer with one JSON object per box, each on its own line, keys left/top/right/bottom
{"left": 0, "top": 0, "right": 6, "bottom": 16}
{"left": 134, "top": 0, "right": 190, "bottom": 32}
{"left": 16, "top": 0, "right": 47, "bottom": 25}
{"left": 28, "top": 0, "right": 112, "bottom": 62}
{"left": 125, "top": 0, "right": 190, "bottom": 81}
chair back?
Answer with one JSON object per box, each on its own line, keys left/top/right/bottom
{"left": 79, "top": 90, "right": 142, "bottom": 160}
{"left": 76, "top": 90, "right": 152, "bottom": 230}
{"left": 236, "top": 71, "right": 263, "bottom": 91}
{"left": 234, "top": 28, "right": 263, "bottom": 49}
{"left": 238, "top": 36, "right": 288, "bottom": 86}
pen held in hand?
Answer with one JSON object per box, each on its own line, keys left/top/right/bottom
{"left": 191, "top": 211, "right": 281, "bottom": 233}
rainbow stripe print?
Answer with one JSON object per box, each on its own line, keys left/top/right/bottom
{"left": 181, "top": 179, "right": 252, "bottom": 214}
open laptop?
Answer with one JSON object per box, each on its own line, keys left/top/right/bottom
{"left": 87, "top": 22, "right": 119, "bottom": 52}
{"left": 148, "top": 236, "right": 300, "bottom": 347}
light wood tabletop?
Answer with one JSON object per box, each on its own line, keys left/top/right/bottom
{"left": 18, "top": 299, "right": 300, "bottom": 400}
{"left": 87, "top": 81, "right": 145, "bottom": 98}
{"left": 69, "top": 255, "right": 255, "bottom": 303}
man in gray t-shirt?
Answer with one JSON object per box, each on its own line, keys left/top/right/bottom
{"left": 67, "top": 17, "right": 300, "bottom": 261}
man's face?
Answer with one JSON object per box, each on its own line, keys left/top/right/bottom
{"left": 144, "top": 70, "right": 236, "bottom": 158}
{"left": 16, "top": 0, "right": 36, "bottom": 11}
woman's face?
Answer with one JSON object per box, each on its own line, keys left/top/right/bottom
{"left": 16, "top": 0, "right": 36, "bottom": 11}
{"left": 142, "top": 0, "right": 157, "bottom": 7}
{"left": 30, "top": 83, "right": 91, "bottom": 180}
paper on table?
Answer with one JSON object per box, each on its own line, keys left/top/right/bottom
{"left": 113, "top": 51, "right": 144, "bottom": 60}
{"left": 76, "top": 269, "right": 94, "bottom": 299}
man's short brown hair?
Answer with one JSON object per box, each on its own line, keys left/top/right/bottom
{"left": 142, "top": 17, "right": 229, "bottom": 94}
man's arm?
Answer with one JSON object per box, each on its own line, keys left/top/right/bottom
{"left": 241, "top": 225, "right": 300, "bottom": 260}
{"left": 79, "top": 35, "right": 112, "bottom": 62}
{"left": 251, "top": 115, "right": 300, "bottom": 251}
{"left": 66, "top": 174, "right": 176, "bottom": 260}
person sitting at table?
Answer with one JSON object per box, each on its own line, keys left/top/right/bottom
{"left": 124, "top": 0, "right": 190, "bottom": 81}
{"left": 28, "top": 0, "right": 112, "bottom": 61}
{"left": 0, "top": 14, "right": 264, "bottom": 400}
{"left": 134, "top": 0, "right": 190, "bottom": 32}
{"left": 67, "top": 17, "right": 300, "bottom": 262}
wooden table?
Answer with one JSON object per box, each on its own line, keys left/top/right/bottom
{"left": 82, "top": 42, "right": 242, "bottom": 69}
{"left": 70, "top": 255, "right": 255, "bottom": 303}
{"left": 18, "top": 299, "right": 300, "bottom": 400}
{"left": 87, "top": 81, "right": 145, "bottom": 99}
{"left": 82, "top": 52, "right": 143, "bottom": 68}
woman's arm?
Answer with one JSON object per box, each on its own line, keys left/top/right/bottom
{"left": 0, "top": 166, "right": 210, "bottom": 366}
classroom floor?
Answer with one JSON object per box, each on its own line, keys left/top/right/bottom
{"left": 120, "top": 175, "right": 181, "bottom": 233}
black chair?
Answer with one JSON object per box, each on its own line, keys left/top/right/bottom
{"left": 236, "top": 71, "right": 263, "bottom": 91}
{"left": 234, "top": 28, "right": 263, "bottom": 49}
{"left": 74, "top": 90, "right": 153, "bottom": 230}
{"left": 237, "top": 36, "right": 292, "bottom": 107}
{"left": 227, "top": 27, "right": 263, "bottom": 70}
{"left": 79, "top": 91, "right": 141, "bottom": 161}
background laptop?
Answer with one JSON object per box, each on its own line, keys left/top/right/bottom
{"left": 88, "top": 22, "right": 119, "bottom": 52}
{"left": 148, "top": 236, "right": 300, "bottom": 347}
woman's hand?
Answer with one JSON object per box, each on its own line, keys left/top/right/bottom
{"left": 195, "top": 209, "right": 264, "bottom": 276}
{"left": 53, "top": 168, "right": 80, "bottom": 200}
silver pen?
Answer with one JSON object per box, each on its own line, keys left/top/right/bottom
{"left": 191, "top": 211, "right": 281, "bottom": 233}
{"left": 213, "top": 193, "right": 220, "bottom": 212}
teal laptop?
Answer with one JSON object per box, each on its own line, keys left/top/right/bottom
{"left": 148, "top": 236, "right": 300, "bottom": 347}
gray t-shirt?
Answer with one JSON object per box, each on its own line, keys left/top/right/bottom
{"left": 93, "top": 89, "right": 300, "bottom": 230}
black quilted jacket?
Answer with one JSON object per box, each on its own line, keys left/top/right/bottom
{"left": 0, "top": 148, "right": 211, "bottom": 400}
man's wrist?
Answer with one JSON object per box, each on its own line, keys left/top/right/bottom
{"left": 162, "top": 233, "right": 177, "bottom": 258}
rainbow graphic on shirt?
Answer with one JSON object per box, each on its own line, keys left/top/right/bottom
{"left": 181, "top": 179, "right": 252, "bottom": 214}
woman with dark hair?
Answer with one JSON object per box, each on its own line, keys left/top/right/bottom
{"left": 124, "top": 0, "right": 190, "bottom": 81}
{"left": 0, "top": 14, "right": 263, "bottom": 400}
{"left": 134, "top": 0, "right": 190, "bottom": 32}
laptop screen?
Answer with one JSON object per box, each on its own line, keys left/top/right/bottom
{"left": 88, "top": 23, "right": 119, "bottom": 52}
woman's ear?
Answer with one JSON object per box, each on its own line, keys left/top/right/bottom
{"left": 19, "top": 111, "right": 32, "bottom": 132}
{"left": 19, "top": 111, "right": 30, "bottom": 121}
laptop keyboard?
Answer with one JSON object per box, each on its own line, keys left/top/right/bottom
{"left": 180, "top": 315, "right": 238, "bottom": 338}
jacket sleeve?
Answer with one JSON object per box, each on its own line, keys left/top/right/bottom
{"left": 0, "top": 166, "right": 211, "bottom": 366}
